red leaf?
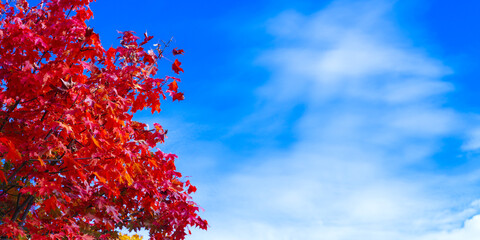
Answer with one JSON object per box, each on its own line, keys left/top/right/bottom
{"left": 173, "top": 48, "right": 184, "bottom": 56}
{"left": 154, "top": 123, "right": 163, "bottom": 132}
{"left": 0, "top": 137, "right": 21, "bottom": 161}
{"left": 172, "top": 92, "right": 184, "bottom": 102}
{"left": 105, "top": 205, "right": 121, "bottom": 222}
{"left": 172, "top": 59, "right": 184, "bottom": 74}
{"left": 140, "top": 31, "right": 154, "bottom": 46}
{"left": 168, "top": 80, "right": 178, "bottom": 92}
{"left": 188, "top": 185, "right": 197, "bottom": 194}
{"left": 44, "top": 196, "right": 58, "bottom": 213}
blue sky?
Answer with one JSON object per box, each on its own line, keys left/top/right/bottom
{"left": 87, "top": 0, "right": 480, "bottom": 239}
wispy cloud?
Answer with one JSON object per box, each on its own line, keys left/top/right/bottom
{"left": 417, "top": 214, "right": 480, "bottom": 240}
{"left": 187, "top": 0, "right": 480, "bottom": 239}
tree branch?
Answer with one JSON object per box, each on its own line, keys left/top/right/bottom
{"left": 6, "top": 160, "right": 28, "bottom": 184}
{"left": 11, "top": 195, "right": 33, "bottom": 222}
{"left": 19, "top": 195, "right": 34, "bottom": 223}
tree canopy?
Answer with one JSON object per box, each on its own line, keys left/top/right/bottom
{"left": 0, "top": 0, "right": 207, "bottom": 239}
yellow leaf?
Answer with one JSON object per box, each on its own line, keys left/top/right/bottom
{"left": 38, "top": 157, "right": 45, "bottom": 167}
{"left": 93, "top": 172, "right": 106, "bottom": 183}
{"left": 91, "top": 136, "right": 100, "bottom": 148}
{"left": 123, "top": 170, "right": 133, "bottom": 186}
{"left": 148, "top": 158, "right": 159, "bottom": 168}
{"left": 133, "top": 163, "right": 142, "bottom": 172}
{"left": 119, "top": 233, "right": 143, "bottom": 240}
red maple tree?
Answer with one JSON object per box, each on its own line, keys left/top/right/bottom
{"left": 0, "top": 0, "right": 207, "bottom": 239}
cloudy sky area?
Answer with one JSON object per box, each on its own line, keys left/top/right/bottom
{"left": 88, "top": 0, "right": 480, "bottom": 239}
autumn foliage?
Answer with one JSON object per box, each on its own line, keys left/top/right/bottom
{"left": 0, "top": 0, "right": 207, "bottom": 239}
{"left": 119, "top": 233, "right": 143, "bottom": 240}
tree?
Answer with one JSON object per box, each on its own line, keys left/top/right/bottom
{"left": 0, "top": 0, "right": 207, "bottom": 239}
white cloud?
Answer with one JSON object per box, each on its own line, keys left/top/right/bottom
{"left": 462, "top": 127, "right": 480, "bottom": 151}
{"left": 417, "top": 215, "right": 480, "bottom": 240}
